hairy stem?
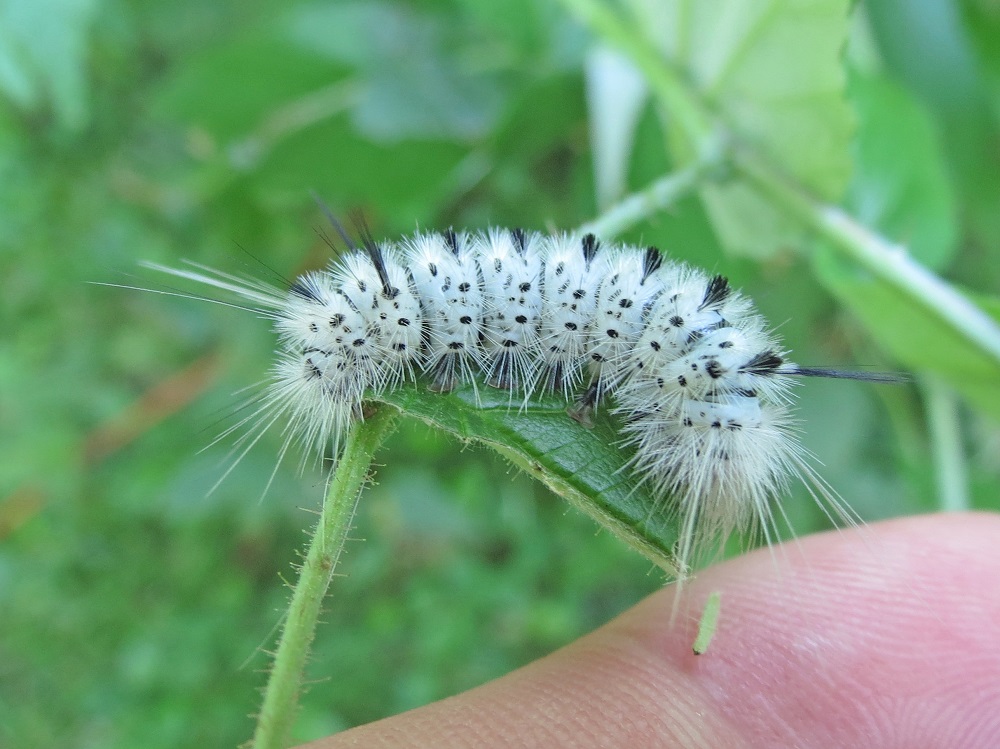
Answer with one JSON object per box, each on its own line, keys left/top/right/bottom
{"left": 921, "top": 377, "right": 969, "bottom": 512}
{"left": 735, "top": 151, "right": 1000, "bottom": 367}
{"left": 252, "top": 405, "right": 399, "bottom": 749}
{"left": 563, "top": 0, "right": 1000, "bottom": 370}
{"left": 578, "top": 154, "right": 718, "bottom": 240}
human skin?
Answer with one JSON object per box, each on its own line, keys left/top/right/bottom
{"left": 298, "top": 513, "right": 1000, "bottom": 748}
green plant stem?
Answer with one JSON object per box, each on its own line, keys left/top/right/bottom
{"left": 921, "top": 377, "right": 969, "bottom": 512}
{"left": 252, "top": 405, "right": 398, "bottom": 749}
{"left": 578, "top": 155, "right": 715, "bottom": 240}
{"left": 559, "top": 0, "right": 712, "bottom": 145}
{"left": 563, "top": 0, "right": 1000, "bottom": 370}
{"left": 734, "top": 151, "right": 1000, "bottom": 367}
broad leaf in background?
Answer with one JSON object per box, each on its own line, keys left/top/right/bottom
{"left": 156, "top": 1, "right": 508, "bottom": 148}
{"left": 869, "top": 0, "right": 1000, "bottom": 254}
{"left": 151, "top": 31, "right": 348, "bottom": 147}
{"left": 819, "top": 69, "right": 995, "bottom": 416}
{"left": 815, "top": 248, "right": 1000, "bottom": 421}
{"left": 846, "top": 70, "right": 958, "bottom": 270}
{"left": 376, "top": 384, "right": 678, "bottom": 573}
{"left": 0, "top": 0, "right": 98, "bottom": 131}
{"left": 628, "top": 0, "right": 854, "bottom": 259}
{"left": 287, "top": 2, "right": 506, "bottom": 142}
{"left": 961, "top": 0, "right": 1000, "bottom": 111}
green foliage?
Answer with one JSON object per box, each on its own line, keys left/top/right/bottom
{"left": 632, "top": 0, "right": 856, "bottom": 259}
{"left": 2, "top": 0, "right": 999, "bottom": 747}
{"left": 0, "top": 0, "right": 98, "bottom": 131}
{"left": 813, "top": 64, "right": 1000, "bottom": 420}
{"left": 379, "top": 386, "right": 677, "bottom": 570}
{"left": 846, "top": 70, "right": 957, "bottom": 270}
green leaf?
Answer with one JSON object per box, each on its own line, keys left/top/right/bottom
{"left": 815, "top": 246, "right": 1000, "bottom": 421}
{"left": 629, "top": 0, "right": 854, "bottom": 258}
{"left": 151, "top": 31, "right": 344, "bottom": 142}
{"left": 287, "top": 2, "right": 506, "bottom": 142}
{"left": 960, "top": 0, "right": 1000, "bottom": 105}
{"left": 451, "top": 0, "right": 562, "bottom": 59}
{"left": 869, "top": 0, "right": 1000, "bottom": 250}
{"left": 0, "top": 0, "right": 97, "bottom": 130}
{"left": 374, "top": 384, "right": 679, "bottom": 573}
{"left": 254, "top": 118, "right": 467, "bottom": 222}
{"left": 977, "top": 293, "right": 1000, "bottom": 322}
{"left": 847, "top": 71, "right": 958, "bottom": 270}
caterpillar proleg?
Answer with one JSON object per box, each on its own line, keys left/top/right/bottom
{"left": 132, "top": 219, "right": 892, "bottom": 577}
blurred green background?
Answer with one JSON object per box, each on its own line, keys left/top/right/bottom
{"left": 2, "top": 0, "right": 999, "bottom": 746}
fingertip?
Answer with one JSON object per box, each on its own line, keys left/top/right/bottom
{"left": 302, "top": 514, "right": 1000, "bottom": 748}
{"left": 620, "top": 512, "right": 1000, "bottom": 747}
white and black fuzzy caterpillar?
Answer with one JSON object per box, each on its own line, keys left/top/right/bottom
{"left": 141, "top": 219, "right": 894, "bottom": 573}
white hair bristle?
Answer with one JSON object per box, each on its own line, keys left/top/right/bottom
{"left": 136, "top": 225, "right": 874, "bottom": 577}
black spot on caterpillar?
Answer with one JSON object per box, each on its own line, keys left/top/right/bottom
{"left": 116, "top": 219, "right": 899, "bottom": 576}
